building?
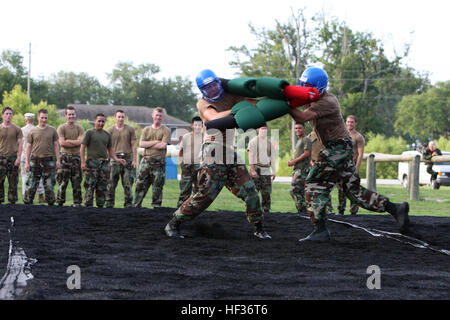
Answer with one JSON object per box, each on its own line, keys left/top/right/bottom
{"left": 60, "top": 104, "right": 191, "bottom": 142}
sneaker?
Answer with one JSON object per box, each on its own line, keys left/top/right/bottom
{"left": 299, "top": 221, "right": 331, "bottom": 242}
{"left": 72, "top": 204, "right": 82, "bottom": 207}
{"left": 165, "top": 217, "right": 184, "bottom": 238}
{"left": 254, "top": 222, "right": 272, "bottom": 239}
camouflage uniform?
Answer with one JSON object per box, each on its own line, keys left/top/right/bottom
{"left": 23, "top": 125, "right": 59, "bottom": 205}
{"left": 305, "top": 137, "right": 389, "bottom": 222}
{"left": 56, "top": 154, "right": 83, "bottom": 206}
{"left": 0, "top": 124, "right": 22, "bottom": 204}
{"left": 133, "top": 157, "right": 165, "bottom": 207}
{"left": 84, "top": 158, "right": 109, "bottom": 207}
{"left": 290, "top": 136, "right": 312, "bottom": 213}
{"left": 0, "top": 155, "right": 20, "bottom": 204}
{"left": 247, "top": 135, "right": 275, "bottom": 213}
{"left": 106, "top": 154, "right": 135, "bottom": 208}
{"left": 24, "top": 156, "right": 57, "bottom": 205}
{"left": 252, "top": 168, "right": 272, "bottom": 212}
{"left": 174, "top": 143, "right": 264, "bottom": 224}
{"left": 177, "top": 163, "right": 201, "bottom": 208}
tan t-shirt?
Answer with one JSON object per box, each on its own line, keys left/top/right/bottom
{"left": 107, "top": 124, "right": 137, "bottom": 155}
{"left": 0, "top": 124, "right": 23, "bottom": 157}
{"left": 197, "top": 92, "right": 249, "bottom": 148}
{"left": 308, "top": 131, "right": 323, "bottom": 162}
{"left": 141, "top": 125, "right": 171, "bottom": 160}
{"left": 350, "top": 130, "right": 365, "bottom": 162}
{"left": 247, "top": 136, "right": 273, "bottom": 167}
{"left": 307, "top": 92, "right": 350, "bottom": 146}
{"left": 27, "top": 125, "right": 59, "bottom": 158}
{"left": 57, "top": 123, "right": 84, "bottom": 155}
{"left": 180, "top": 131, "right": 203, "bottom": 165}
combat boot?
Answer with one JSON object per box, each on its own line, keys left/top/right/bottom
{"left": 299, "top": 220, "right": 331, "bottom": 242}
{"left": 386, "top": 201, "right": 410, "bottom": 234}
{"left": 165, "top": 217, "right": 184, "bottom": 239}
{"left": 254, "top": 222, "right": 272, "bottom": 239}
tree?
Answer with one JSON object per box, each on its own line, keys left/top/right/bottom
{"left": 0, "top": 50, "right": 28, "bottom": 104}
{"left": 1, "top": 84, "right": 64, "bottom": 128}
{"left": 108, "top": 61, "right": 197, "bottom": 121}
{"left": 395, "top": 81, "right": 450, "bottom": 141}
{"left": 315, "top": 17, "right": 429, "bottom": 136}
{"left": 47, "top": 71, "right": 111, "bottom": 109}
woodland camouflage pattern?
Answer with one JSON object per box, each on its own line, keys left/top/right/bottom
{"left": 0, "top": 155, "right": 19, "bottom": 203}
{"left": 56, "top": 154, "right": 83, "bottom": 205}
{"left": 24, "top": 157, "right": 56, "bottom": 205}
{"left": 83, "top": 158, "right": 109, "bottom": 207}
{"left": 305, "top": 138, "right": 389, "bottom": 222}
{"left": 133, "top": 157, "right": 165, "bottom": 207}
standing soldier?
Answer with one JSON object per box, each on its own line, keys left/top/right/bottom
{"left": 0, "top": 107, "right": 23, "bottom": 204}
{"left": 247, "top": 125, "right": 276, "bottom": 213}
{"left": 24, "top": 109, "right": 61, "bottom": 205}
{"left": 106, "top": 110, "right": 137, "bottom": 208}
{"left": 80, "top": 113, "right": 126, "bottom": 208}
{"left": 133, "top": 107, "right": 171, "bottom": 208}
{"left": 288, "top": 122, "right": 312, "bottom": 215}
{"left": 56, "top": 106, "right": 84, "bottom": 207}
{"left": 21, "top": 113, "right": 45, "bottom": 203}
{"left": 177, "top": 116, "right": 203, "bottom": 208}
{"left": 337, "top": 115, "right": 365, "bottom": 215}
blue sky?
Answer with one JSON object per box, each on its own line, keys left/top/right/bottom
{"left": 1, "top": 0, "right": 448, "bottom": 85}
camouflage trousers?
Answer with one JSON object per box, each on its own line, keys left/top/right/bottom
{"left": 305, "top": 138, "right": 389, "bottom": 223}
{"left": 0, "top": 155, "right": 19, "bottom": 204}
{"left": 56, "top": 154, "right": 83, "bottom": 206}
{"left": 290, "top": 167, "right": 309, "bottom": 212}
{"left": 133, "top": 157, "right": 165, "bottom": 208}
{"left": 177, "top": 163, "right": 201, "bottom": 208}
{"left": 252, "top": 167, "right": 272, "bottom": 212}
{"left": 106, "top": 156, "right": 135, "bottom": 208}
{"left": 84, "top": 159, "right": 109, "bottom": 207}
{"left": 24, "top": 157, "right": 56, "bottom": 205}
{"left": 337, "top": 177, "right": 359, "bottom": 214}
{"left": 174, "top": 156, "right": 264, "bottom": 225}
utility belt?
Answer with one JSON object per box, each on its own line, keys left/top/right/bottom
{"left": 30, "top": 156, "right": 53, "bottom": 162}
{"left": 115, "top": 153, "right": 132, "bottom": 159}
{"left": 0, "top": 155, "right": 17, "bottom": 161}
{"left": 61, "top": 153, "right": 80, "bottom": 158}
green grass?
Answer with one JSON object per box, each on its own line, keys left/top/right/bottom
{"left": 5, "top": 176, "right": 450, "bottom": 217}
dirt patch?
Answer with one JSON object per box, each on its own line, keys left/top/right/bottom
{"left": 0, "top": 204, "right": 449, "bottom": 300}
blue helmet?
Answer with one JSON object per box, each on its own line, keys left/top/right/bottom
{"left": 298, "top": 67, "right": 328, "bottom": 95}
{"left": 196, "top": 69, "right": 224, "bottom": 103}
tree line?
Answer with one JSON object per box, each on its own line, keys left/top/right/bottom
{"left": 1, "top": 8, "right": 448, "bottom": 157}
